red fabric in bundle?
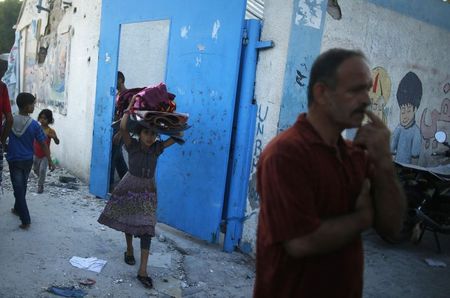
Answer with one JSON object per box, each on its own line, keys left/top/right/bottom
{"left": 115, "top": 87, "right": 144, "bottom": 118}
{"left": 115, "top": 83, "right": 176, "bottom": 118}
{"left": 134, "top": 83, "right": 176, "bottom": 113}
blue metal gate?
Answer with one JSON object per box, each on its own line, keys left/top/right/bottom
{"left": 91, "top": 0, "right": 248, "bottom": 243}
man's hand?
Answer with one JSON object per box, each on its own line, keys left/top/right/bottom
{"left": 355, "top": 111, "right": 406, "bottom": 240}
{"left": 354, "top": 179, "right": 373, "bottom": 231}
{"left": 354, "top": 111, "right": 392, "bottom": 169}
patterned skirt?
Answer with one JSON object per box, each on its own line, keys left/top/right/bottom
{"left": 98, "top": 172, "right": 157, "bottom": 236}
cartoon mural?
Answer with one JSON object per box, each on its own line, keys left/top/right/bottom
{"left": 390, "top": 71, "right": 423, "bottom": 164}
{"left": 369, "top": 67, "right": 391, "bottom": 124}
{"left": 420, "top": 82, "right": 450, "bottom": 152}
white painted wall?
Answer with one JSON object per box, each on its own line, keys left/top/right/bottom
{"left": 321, "top": 0, "right": 450, "bottom": 167}
{"left": 16, "top": 0, "right": 102, "bottom": 181}
{"left": 118, "top": 20, "right": 170, "bottom": 89}
{"left": 240, "top": 0, "right": 295, "bottom": 255}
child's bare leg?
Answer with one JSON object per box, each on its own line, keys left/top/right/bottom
{"left": 138, "top": 248, "right": 150, "bottom": 276}
{"left": 138, "top": 235, "right": 151, "bottom": 276}
{"left": 136, "top": 236, "right": 152, "bottom": 288}
{"left": 125, "top": 233, "right": 133, "bottom": 256}
{"left": 123, "top": 233, "right": 136, "bottom": 265}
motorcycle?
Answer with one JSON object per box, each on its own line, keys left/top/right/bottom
{"left": 394, "top": 131, "right": 450, "bottom": 253}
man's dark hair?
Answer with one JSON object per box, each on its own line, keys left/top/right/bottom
{"left": 16, "top": 92, "right": 36, "bottom": 110}
{"left": 38, "top": 108, "right": 55, "bottom": 124}
{"left": 307, "top": 48, "right": 366, "bottom": 107}
{"left": 118, "top": 71, "right": 125, "bottom": 83}
{"left": 396, "top": 71, "right": 422, "bottom": 108}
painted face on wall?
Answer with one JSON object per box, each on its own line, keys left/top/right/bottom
{"left": 400, "top": 103, "right": 416, "bottom": 127}
{"left": 370, "top": 95, "right": 385, "bottom": 120}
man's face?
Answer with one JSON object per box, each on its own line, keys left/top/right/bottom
{"left": 322, "top": 57, "right": 372, "bottom": 129}
{"left": 400, "top": 103, "right": 416, "bottom": 127}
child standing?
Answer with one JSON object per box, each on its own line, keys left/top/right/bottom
{"left": 98, "top": 96, "right": 181, "bottom": 288}
{"left": 33, "top": 109, "right": 60, "bottom": 193}
{"left": 7, "top": 93, "right": 55, "bottom": 229}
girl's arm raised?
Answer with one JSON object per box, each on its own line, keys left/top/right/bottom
{"left": 120, "top": 95, "right": 136, "bottom": 147}
{"left": 162, "top": 137, "right": 176, "bottom": 148}
{"left": 162, "top": 132, "right": 185, "bottom": 148}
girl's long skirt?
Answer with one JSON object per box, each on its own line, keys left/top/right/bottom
{"left": 98, "top": 172, "right": 157, "bottom": 236}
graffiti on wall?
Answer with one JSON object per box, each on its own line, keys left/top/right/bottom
{"left": 369, "top": 67, "right": 391, "bottom": 124}
{"left": 295, "top": 63, "right": 308, "bottom": 87}
{"left": 23, "top": 30, "right": 70, "bottom": 115}
{"left": 21, "top": 0, "right": 71, "bottom": 115}
{"left": 420, "top": 83, "right": 450, "bottom": 151}
{"left": 295, "top": 0, "right": 325, "bottom": 29}
{"left": 251, "top": 104, "right": 269, "bottom": 173}
{"left": 247, "top": 104, "right": 269, "bottom": 210}
{"left": 390, "top": 71, "right": 423, "bottom": 164}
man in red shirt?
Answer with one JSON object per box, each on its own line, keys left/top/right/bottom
{"left": 254, "top": 49, "right": 406, "bottom": 298}
{"left": 0, "top": 81, "right": 13, "bottom": 189}
{"left": 0, "top": 81, "right": 13, "bottom": 150}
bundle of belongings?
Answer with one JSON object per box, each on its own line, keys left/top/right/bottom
{"left": 113, "top": 82, "right": 189, "bottom": 144}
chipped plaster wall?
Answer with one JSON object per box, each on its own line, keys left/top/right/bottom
{"left": 16, "top": 0, "right": 102, "bottom": 180}
{"left": 240, "top": 0, "right": 294, "bottom": 255}
{"left": 321, "top": 0, "right": 450, "bottom": 167}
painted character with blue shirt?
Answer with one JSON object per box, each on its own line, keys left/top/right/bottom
{"left": 391, "top": 72, "right": 422, "bottom": 164}
{"left": 7, "top": 93, "right": 55, "bottom": 230}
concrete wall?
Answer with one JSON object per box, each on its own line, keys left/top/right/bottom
{"left": 16, "top": 0, "right": 102, "bottom": 180}
{"left": 321, "top": 0, "right": 450, "bottom": 167}
{"left": 240, "top": 0, "right": 295, "bottom": 254}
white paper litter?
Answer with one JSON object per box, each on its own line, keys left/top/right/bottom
{"left": 70, "top": 256, "right": 107, "bottom": 273}
{"left": 424, "top": 258, "right": 447, "bottom": 268}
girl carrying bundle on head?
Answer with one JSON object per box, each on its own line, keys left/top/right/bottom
{"left": 98, "top": 95, "right": 183, "bottom": 288}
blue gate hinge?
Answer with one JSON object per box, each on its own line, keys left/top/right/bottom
{"left": 256, "top": 40, "right": 274, "bottom": 50}
{"left": 242, "top": 28, "right": 249, "bottom": 45}
{"left": 242, "top": 27, "right": 274, "bottom": 49}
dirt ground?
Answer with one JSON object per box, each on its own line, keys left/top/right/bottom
{"left": 0, "top": 166, "right": 449, "bottom": 297}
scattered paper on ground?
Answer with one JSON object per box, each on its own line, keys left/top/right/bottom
{"left": 69, "top": 256, "right": 107, "bottom": 273}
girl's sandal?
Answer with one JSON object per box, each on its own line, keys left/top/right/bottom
{"left": 124, "top": 252, "right": 136, "bottom": 265}
{"left": 136, "top": 275, "right": 153, "bottom": 288}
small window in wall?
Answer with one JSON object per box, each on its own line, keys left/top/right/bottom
{"left": 118, "top": 20, "right": 170, "bottom": 88}
{"left": 246, "top": 0, "right": 264, "bottom": 20}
